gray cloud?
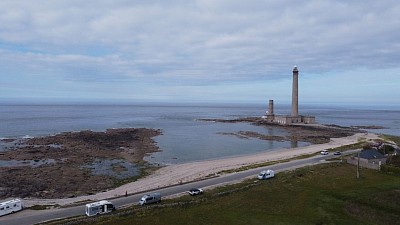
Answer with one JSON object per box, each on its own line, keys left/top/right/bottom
{"left": 0, "top": 0, "right": 399, "bottom": 85}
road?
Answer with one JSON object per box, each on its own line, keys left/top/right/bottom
{"left": 0, "top": 152, "right": 351, "bottom": 225}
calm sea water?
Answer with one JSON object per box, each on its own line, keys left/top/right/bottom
{"left": 0, "top": 103, "right": 399, "bottom": 164}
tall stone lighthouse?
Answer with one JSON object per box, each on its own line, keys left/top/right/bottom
{"left": 291, "top": 66, "right": 299, "bottom": 117}
{"left": 263, "top": 66, "right": 315, "bottom": 125}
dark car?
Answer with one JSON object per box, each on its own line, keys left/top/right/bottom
{"left": 188, "top": 188, "right": 203, "bottom": 196}
{"left": 334, "top": 151, "right": 341, "bottom": 155}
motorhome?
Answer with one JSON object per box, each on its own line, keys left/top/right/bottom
{"left": 257, "top": 169, "right": 275, "bottom": 180}
{"left": 0, "top": 199, "right": 23, "bottom": 216}
{"left": 85, "top": 200, "right": 115, "bottom": 216}
{"left": 139, "top": 193, "right": 161, "bottom": 205}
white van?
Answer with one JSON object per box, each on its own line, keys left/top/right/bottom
{"left": 139, "top": 193, "right": 161, "bottom": 206}
{"left": 85, "top": 200, "right": 115, "bottom": 216}
{"left": 257, "top": 169, "right": 275, "bottom": 180}
{"left": 0, "top": 199, "right": 23, "bottom": 217}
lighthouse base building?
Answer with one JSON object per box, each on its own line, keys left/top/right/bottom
{"left": 264, "top": 113, "right": 316, "bottom": 125}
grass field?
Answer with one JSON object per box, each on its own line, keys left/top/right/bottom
{"left": 54, "top": 162, "right": 400, "bottom": 225}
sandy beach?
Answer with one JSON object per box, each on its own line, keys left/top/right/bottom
{"left": 22, "top": 132, "right": 378, "bottom": 207}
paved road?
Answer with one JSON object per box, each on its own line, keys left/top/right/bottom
{"left": 0, "top": 152, "right": 351, "bottom": 225}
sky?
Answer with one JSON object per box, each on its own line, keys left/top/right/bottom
{"left": 0, "top": 0, "right": 399, "bottom": 106}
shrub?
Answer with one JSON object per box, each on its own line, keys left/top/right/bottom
{"left": 386, "top": 155, "right": 400, "bottom": 167}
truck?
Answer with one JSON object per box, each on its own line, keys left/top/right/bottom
{"left": 85, "top": 200, "right": 115, "bottom": 216}
{"left": 0, "top": 199, "right": 23, "bottom": 217}
{"left": 139, "top": 193, "right": 161, "bottom": 205}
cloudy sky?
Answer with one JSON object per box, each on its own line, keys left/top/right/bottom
{"left": 1, "top": 0, "right": 399, "bottom": 105}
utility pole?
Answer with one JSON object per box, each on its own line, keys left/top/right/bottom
{"left": 357, "top": 152, "right": 360, "bottom": 179}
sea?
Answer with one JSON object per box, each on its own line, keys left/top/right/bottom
{"left": 0, "top": 103, "right": 399, "bottom": 165}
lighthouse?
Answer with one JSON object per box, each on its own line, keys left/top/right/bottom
{"left": 263, "top": 66, "right": 315, "bottom": 125}
{"left": 291, "top": 66, "right": 299, "bottom": 117}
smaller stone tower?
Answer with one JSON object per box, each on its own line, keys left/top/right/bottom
{"left": 268, "top": 100, "right": 274, "bottom": 116}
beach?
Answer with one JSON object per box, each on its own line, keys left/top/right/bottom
{"left": 22, "top": 132, "right": 378, "bottom": 207}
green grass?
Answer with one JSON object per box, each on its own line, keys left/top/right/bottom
{"left": 326, "top": 141, "right": 366, "bottom": 152}
{"left": 380, "top": 134, "right": 400, "bottom": 145}
{"left": 219, "top": 152, "right": 318, "bottom": 174}
{"left": 221, "top": 141, "right": 372, "bottom": 174}
{"left": 52, "top": 163, "right": 400, "bottom": 225}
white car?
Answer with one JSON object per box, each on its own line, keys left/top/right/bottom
{"left": 257, "top": 169, "right": 275, "bottom": 180}
{"left": 320, "top": 150, "right": 329, "bottom": 155}
{"left": 188, "top": 188, "right": 203, "bottom": 196}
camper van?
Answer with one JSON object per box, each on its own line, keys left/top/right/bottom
{"left": 139, "top": 193, "right": 161, "bottom": 206}
{"left": 257, "top": 169, "right": 275, "bottom": 180}
{"left": 0, "top": 199, "right": 23, "bottom": 216}
{"left": 85, "top": 200, "right": 115, "bottom": 216}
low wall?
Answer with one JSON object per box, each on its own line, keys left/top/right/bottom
{"left": 346, "top": 157, "right": 384, "bottom": 170}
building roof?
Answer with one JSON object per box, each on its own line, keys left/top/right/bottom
{"left": 86, "top": 200, "right": 111, "bottom": 207}
{"left": 0, "top": 199, "right": 21, "bottom": 205}
{"left": 359, "top": 149, "right": 385, "bottom": 160}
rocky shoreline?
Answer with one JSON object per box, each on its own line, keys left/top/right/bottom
{"left": 200, "top": 117, "right": 361, "bottom": 144}
{"left": 0, "top": 128, "right": 161, "bottom": 199}
{"left": 0, "top": 118, "right": 363, "bottom": 200}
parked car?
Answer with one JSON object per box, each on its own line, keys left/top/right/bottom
{"left": 334, "top": 151, "right": 341, "bottom": 155}
{"left": 320, "top": 150, "right": 329, "bottom": 155}
{"left": 139, "top": 193, "right": 161, "bottom": 206}
{"left": 257, "top": 169, "right": 275, "bottom": 180}
{"left": 188, "top": 188, "right": 203, "bottom": 196}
